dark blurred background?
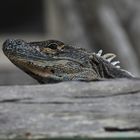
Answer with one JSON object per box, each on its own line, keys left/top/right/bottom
{"left": 0, "top": 0, "right": 140, "bottom": 85}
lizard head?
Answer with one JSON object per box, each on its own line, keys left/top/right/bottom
{"left": 3, "top": 39, "right": 98, "bottom": 83}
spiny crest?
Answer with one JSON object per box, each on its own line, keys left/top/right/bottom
{"left": 96, "top": 50, "right": 120, "bottom": 68}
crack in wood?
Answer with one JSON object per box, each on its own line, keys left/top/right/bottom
{"left": 0, "top": 99, "right": 74, "bottom": 104}
{"left": 0, "top": 98, "right": 32, "bottom": 103}
{"left": 104, "top": 126, "right": 140, "bottom": 132}
{"left": 72, "top": 89, "right": 140, "bottom": 99}
{"left": 0, "top": 89, "right": 140, "bottom": 104}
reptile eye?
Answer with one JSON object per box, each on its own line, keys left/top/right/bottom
{"left": 48, "top": 43, "right": 58, "bottom": 49}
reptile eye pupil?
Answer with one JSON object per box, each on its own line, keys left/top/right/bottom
{"left": 48, "top": 43, "right": 58, "bottom": 49}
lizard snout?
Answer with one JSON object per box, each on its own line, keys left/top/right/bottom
{"left": 2, "top": 39, "right": 26, "bottom": 56}
{"left": 3, "top": 39, "right": 21, "bottom": 51}
{"left": 3, "top": 39, "right": 13, "bottom": 50}
{"left": 2, "top": 39, "right": 16, "bottom": 56}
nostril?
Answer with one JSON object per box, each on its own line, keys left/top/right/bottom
{"left": 3, "top": 39, "right": 13, "bottom": 45}
{"left": 3, "top": 39, "right": 11, "bottom": 52}
{"left": 50, "top": 69, "right": 55, "bottom": 73}
{"left": 3, "top": 39, "right": 13, "bottom": 47}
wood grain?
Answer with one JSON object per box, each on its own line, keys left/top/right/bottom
{"left": 0, "top": 79, "right": 140, "bottom": 139}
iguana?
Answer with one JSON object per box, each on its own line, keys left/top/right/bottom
{"left": 2, "top": 39, "right": 134, "bottom": 84}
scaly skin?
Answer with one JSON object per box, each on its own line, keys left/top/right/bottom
{"left": 2, "top": 39, "right": 134, "bottom": 84}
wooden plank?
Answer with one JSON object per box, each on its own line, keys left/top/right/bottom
{"left": 0, "top": 79, "right": 140, "bottom": 139}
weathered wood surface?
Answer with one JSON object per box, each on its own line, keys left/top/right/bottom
{"left": 0, "top": 79, "right": 140, "bottom": 139}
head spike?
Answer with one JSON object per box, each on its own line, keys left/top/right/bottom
{"left": 111, "top": 61, "right": 120, "bottom": 66}
{"left": 96, "top": 50, "right": 103, "bottom": 56}
{"left": 106, "top": 55, "right": 116, "bottom": 62}
{"left": 102, "top": 53, "right": 116, "bottom": 59}
{"left": 116, "top": 65, "right": 121, "bottom": 69}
